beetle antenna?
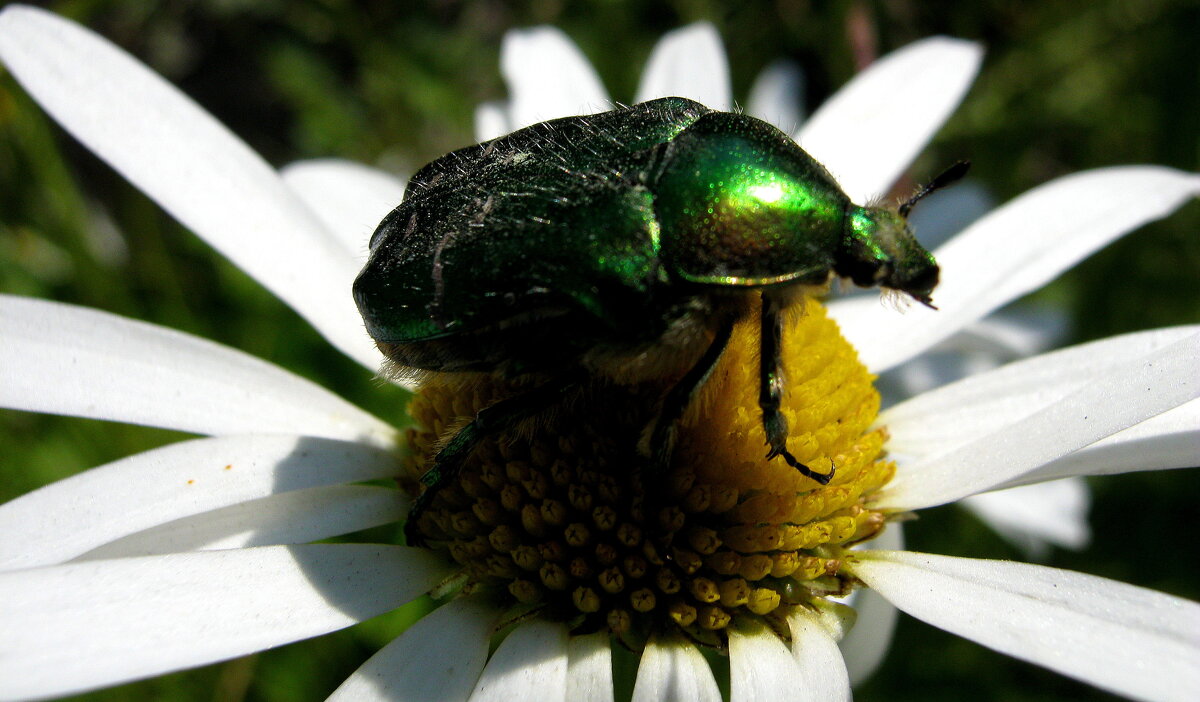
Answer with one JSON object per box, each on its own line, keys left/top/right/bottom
{"left": 899, "top": 160, "right": 970, "bottom": 218}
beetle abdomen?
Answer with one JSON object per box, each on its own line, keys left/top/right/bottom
{"left": 354, "top": 98, "right": 715, "bottom": 372}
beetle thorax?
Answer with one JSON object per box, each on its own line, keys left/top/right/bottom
{"left": 651, "top": 112, "right": 847, "bottom": 288}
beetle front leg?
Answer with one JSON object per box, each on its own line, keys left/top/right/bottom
{"left": 405, "top": 375, "right": 578, "bottom": 547}
{"left": 759, "top": 292, "right": 834, "bottom": 485}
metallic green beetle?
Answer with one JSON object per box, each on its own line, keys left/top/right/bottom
{"left": 354, "top": 97, "right": 964, "bottom": 545}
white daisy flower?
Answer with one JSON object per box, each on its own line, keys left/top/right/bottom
{"left": 1, "top": 6, "right": 1198, "bottom": 702}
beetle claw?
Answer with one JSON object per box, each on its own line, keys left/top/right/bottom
{"left": 766, "top": 445, "right": 835, "bottom": 485}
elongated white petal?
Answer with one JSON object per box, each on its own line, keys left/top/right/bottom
{"left": 475, "top": 100, "right": 511, "bottom": 141}
{"left": 838, "top": 524, "right": 902, "bottom": 684}
{"left": 961, "top": 478, "right": 1091, "bottom": 557}
{"left": 729, "top": 623, "right": 807, "bottom": 702}
{"left": 0, "top": 435, "right": 400, "bottom": 570}
{"left": 747, "top": 59, "right": 805, "bottom": 132}
{"left": 329, "top": 597, "right": 497, "bottom": 702}
{"left": 850, "top": 550, "right": 1200, "bottom": 702}
{"left": 469, "top": 619, "right": 568, "bottom": 702}
{"left": 0, "top": 296, "right": 395, "bottom": 444}
{"left": 502, "top": 27, "right": 609, "bottom": 129}
{"left": 79, "top": 485, "right": 406, "bottom": 560}
{"left": 0, "top": 544, "right": 450, "bottom": 700}
{"left": 881, "top": 326, "right": 1198, "bottom": 459}
{"left": 277, "top": 160, "right": 419, "bottom": 392}
{"left": 902, "top": 178, "right": 996, "bottom": 251}
{"left": 796, "top": 37, "right": 982, "bottom": 203}
{"left": 632, "top": 637, "right": 721, "bottom": 702}
{"left": 1014, "top": 399, "right": 1199, "bottom": 486}
{"left": 566, "top": 631, "right": 614, "bottom": 702}
{"left": 940, "top": 309, "right": 1065, "bottom": 359}
{"left": 873, "top": 309, "right": 1065, "bottom": 406}
{"left": 878, "top": 327, "right": 1196, "bottom": 510}
{"left": 0, "top": 5, "right": 378, "bottom": 368}
{"left": 280, "top": 159, "right": 406, "bottom": 260}
{"left": 833, "top": 168, "right": 1200, "bottom": 372}
{"left": 879, "top": 331, "right": 1199, "bottom": 509}
{"left": 787, "top": 605, "right": 853, "bottom": 702}
{"left": 635, "top": 22, "right": 730, "bottom": 110}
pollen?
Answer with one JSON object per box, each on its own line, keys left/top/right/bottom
{"left": 401, "top": 296, "right": 893, "bottom": 649}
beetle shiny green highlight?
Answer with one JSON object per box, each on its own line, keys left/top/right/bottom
{"left": 353, "top": 97, "right": 964, "bottom": 546}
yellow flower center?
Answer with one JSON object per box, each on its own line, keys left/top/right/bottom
{"left": 401, "top": 296, "right": 893, "bottom": 649}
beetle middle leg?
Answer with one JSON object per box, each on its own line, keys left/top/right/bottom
{"left": 405, "top": 375, "right": 578, "bottom": 547}
{"left": 647, "top": 314, "right": 736, "bottom": 472}
{"left": 760, "top": 291, "right": 835, "bottom": 484}
{"left": 641, "top": 314, "right": 735, "bottom": 544}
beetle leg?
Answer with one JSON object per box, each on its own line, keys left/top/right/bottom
{"left": 648, "top": 314, "right": 736, "bottom": 472}
{"left": 760, "top": 292, "right": 835, "bottom": 484}
{"left": 642, "top": 315, "right": 735, "bottom": 550}
{"left": 405, "top": 375, "right": 578, "bottom": 547}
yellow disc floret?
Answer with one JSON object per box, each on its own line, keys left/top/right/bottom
{"left": 401, "top": 296, "right": 893, "bottom": 649}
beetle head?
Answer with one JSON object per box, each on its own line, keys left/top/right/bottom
{"left": 834, "top": 161, "right": 968, "bottom": 306}
{"left": 836, "top": 206, "right": 939, "bottom": 306}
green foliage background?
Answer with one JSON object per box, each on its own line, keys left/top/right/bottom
{"left": 1, "top": 1, "right": 1196, "bottom": 700}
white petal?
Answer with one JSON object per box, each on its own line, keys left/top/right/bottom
{"left": 851, "top": 550, "right": 1200, "bottom": 702}
{"left": 728, "top": 622, "right": 806, "bottom": 702}
{"left": 796, "top": 37, "right": 982, "bottom": 203}
{"left": 901, "top": 178, "right": 996, "bottom": 252}
{"left": 276, "top": 160, "right": 418, "bottom": 393}
{"left": 787, "top": 604, "right": 853, "bottom": 702}
{"left": 475, "top": 100, "right": 511, "bottom": 141}
{"left": 632, "top": 637, "right": 721, "bottom": 702}
{"left": 942, "top": 309, "right": 1066, "bottom": 359}
{"left": 878, "top": 326, "right": 1195, "bottom": 506}
{"left": 0, "top": 435, "right": 401, "bottom": 570}
{"left": 878, "top": 331, "right": 1199, "bottom": 510}
{"left": 0, "top": 6, "right": 378, "bottom": 368}
{"left": 502, "top": 27, "right": 609, "bottom": 129}
{"left": 961, "top": 478, "right": 1091, "bottom": 558}
{"left": 1012, "top": 398, "right": 1199, "bottom": 487}
{"left": 635, "top": 22, "right": 731, "bottom": 110}
{"left": 881, "top": 326, "right": 1197, "bottom": 459}
{"left": 329, "top": 597, "right": 497, "bottom": 702}
{"left": 469, "top": 619, "right": 568, "bottom": 702}
{"left": 838, "top": 523, "right": 902, "bottom": 684}
{"left": 566, "top": 631, "right": 614, "bottom": 702}
{"left": 874, "top": 309, "right": 1066, "bottom": 405}
{"left": 0, "top": 544, "right": 450, "bottom": 700}
{"left": 0, "top": 296, "right": 395, "bottom": 444}
{"left": 833, "top": 168, "right": 1200, "bottom": 373}
{"left": 280, "top": 159, "right": 406, "bottom": 261}
{"left": 79, "top": 484, "right": 406, "bottom": 560}
{"left": 747, "top": 59, "right": 805, "bottom": 132}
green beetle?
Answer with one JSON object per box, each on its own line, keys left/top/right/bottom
{"left": 354, "top": 97, "right": 964, "bottom": 545}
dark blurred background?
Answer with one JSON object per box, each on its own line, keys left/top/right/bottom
{"left": 1, "top": 1, "right": 1197, "bottom": 700}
